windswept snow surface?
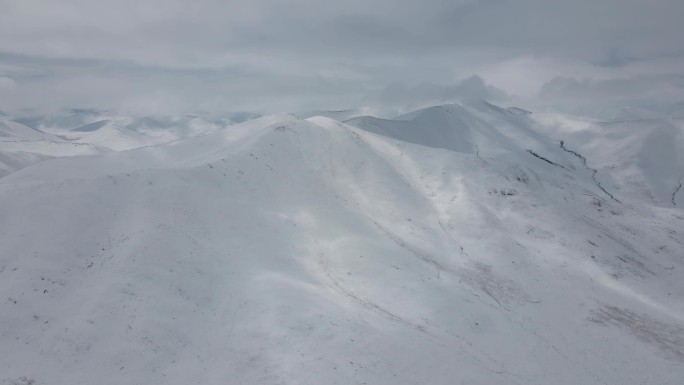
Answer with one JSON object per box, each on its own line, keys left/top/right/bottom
{"left": 1, "top": 103, "right": 683, "bottom": 385}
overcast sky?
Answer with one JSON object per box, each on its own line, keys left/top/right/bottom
{"left": 1, "top": 0, "right": 684, "bottom": 116}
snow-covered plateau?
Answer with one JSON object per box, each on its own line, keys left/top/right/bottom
{"left": 1, "top": 102, "right": 683, "bottom": 384}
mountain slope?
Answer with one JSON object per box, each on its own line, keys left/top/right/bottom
{"left": 1, "top": 105, "right": 683, "bottom": 385}
{"left": 0, "top": 110, "right": 228, "bottom": 177}
{"left": 13, "top": 110, "right": 225, "bottom": 151}
{"left": 0, "top": 119, "right": 105, "bottom": 178}
{"left": 531, "top": 113, "right": 684, "bottom": 207}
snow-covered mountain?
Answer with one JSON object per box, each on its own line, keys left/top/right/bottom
{"left": 532, "top": 112, "right": 684, "bottom": 207}
{"left": 15, "top": 110, "right": 227, "bottom": 151}
{"left": 294, "top": 109, "right": 368, "bottom": 121}
{"left": 1, "top": 103, "right": 683, "bottom": 385}
{"left": 0, "top": 118, "right": 106, "bottom": 178}
{"left": 0, "top": 109, "right": 240, "bottom": 177}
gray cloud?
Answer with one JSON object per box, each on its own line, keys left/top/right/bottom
{"left": 540, "top": 75, "right": 684, "bottom": 101}
{"left": 1, "top": 0, "right": 683, "bottom": 115}
{"left": 533, "top": 74, "right": 684, "bottom": 119}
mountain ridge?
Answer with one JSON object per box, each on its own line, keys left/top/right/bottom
{"left": 1, "top": 103, "right": 683, "bottom": 385}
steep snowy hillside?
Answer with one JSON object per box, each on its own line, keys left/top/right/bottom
{"left": 1, "top": 104, "right": 683, "bottom": 385}
{"left": 531, "top": 113, "right": 684, "bottom": 207}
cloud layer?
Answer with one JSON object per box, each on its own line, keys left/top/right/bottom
{"left": 1, "top": 0, "right": 683, "bottom": 115}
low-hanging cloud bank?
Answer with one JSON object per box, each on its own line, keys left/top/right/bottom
{"left": 1, "top": 0, "right": 683, "bottom": 116}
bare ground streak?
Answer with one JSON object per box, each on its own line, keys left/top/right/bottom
{"left": 589, "top": 305, "right": 684, "bottom": 362}
{"left": 526, "top": 149, "right": 566, "bottom": 169}
{"left": 560, "top": 140, "right": 621, "bottom": 203}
